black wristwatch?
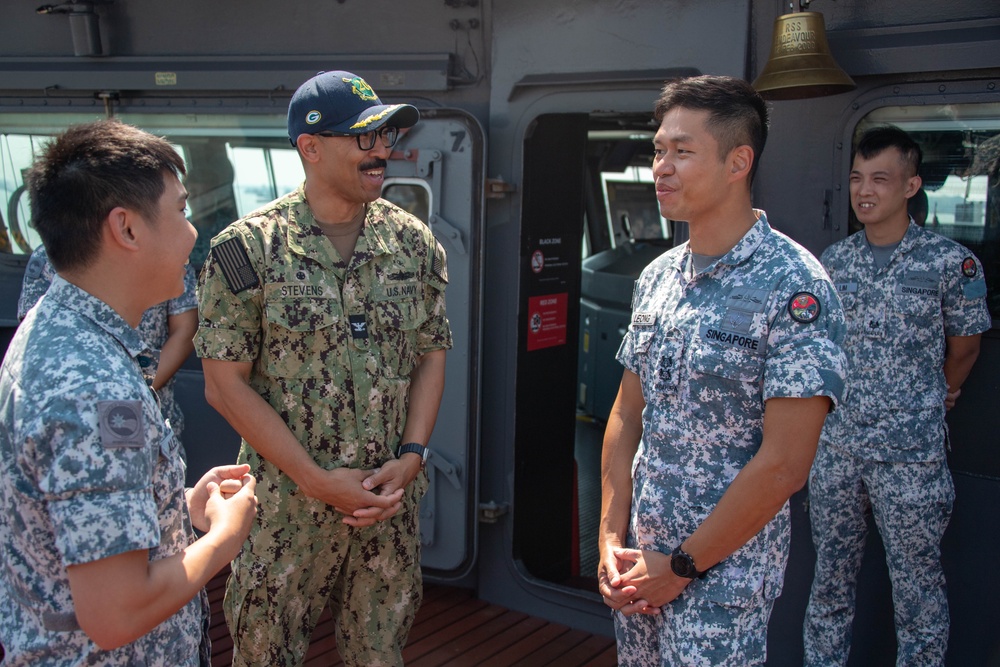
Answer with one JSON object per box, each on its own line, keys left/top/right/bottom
{"left": 670, "top": 545, "right": 710, "bottom": 579}
{"left": 396, "top": 442, "right": 429, "bottom": 469}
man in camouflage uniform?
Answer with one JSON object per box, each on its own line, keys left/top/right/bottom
{"left": 598, "top": 76, "right": 847, "bottom": 666}
{"left": 18, "top": 245, "right": 199, "bottom": 457}
{"left": 196, "top": 71, "right": 452, "bottom": 667}
{"left": 0, "top": 119, "right": 257, "bottom": 666}
{"left": 804, "top": 126, "right": 990, "bottom": 666}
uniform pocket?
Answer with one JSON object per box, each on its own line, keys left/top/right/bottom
{"left": 263, "top": 298, "right": 339, "bottom": 378}
{"left": 372, "top": 298, "right": 426, "bottom": 378}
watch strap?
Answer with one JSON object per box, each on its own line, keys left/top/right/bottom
{"left": 670, "top": 545, "right": 709, "bottom": 579}
{"left": 396, "top": 442, "right": 428, "bottom": 468}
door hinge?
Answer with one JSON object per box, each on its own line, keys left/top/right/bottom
{"left": 478, "top": 501, "right": 510, "bottom": 524}
{"left": 486, "top": 178, "right": 516, "bottom": 199}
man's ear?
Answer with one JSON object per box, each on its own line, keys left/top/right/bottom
{"left": 105, "top": 206, "right": 141, "bottom": 252}
{"left": 905, "top": 174, "right": 923, "bottom": 199}
{"left": 296, "top": 134, "right": 322, "bottom": 164}
{"left": 729, "top": 145, "right": 754, "bottom": 183}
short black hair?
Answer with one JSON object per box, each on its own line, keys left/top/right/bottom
{"left": 853, "top": 125, "right": 922, "bottom": 178}
{"left": 654, "top": 75, "right": 770, "bottom": 185}
{"left": 26, "top": 119, "right": 185, "bottom": 272}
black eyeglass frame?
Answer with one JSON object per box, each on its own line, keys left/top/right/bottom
{"left": 315, "top": 125, "right": 399, "bottom": 151}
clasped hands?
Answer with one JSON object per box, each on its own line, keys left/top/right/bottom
{"left": 598, "top": 544, "right": 690, "bottom": 616}
{"left": 304, "top": 457, "right": 422, "bottom": 528}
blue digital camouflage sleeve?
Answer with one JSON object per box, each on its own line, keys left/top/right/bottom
{"left": 32, "top": 385, "right": 160, "bottom": 566}
{"left": 942, "top": 249, "right": 991, "bottom": 337}
{"left": 763, "top": 276, "right": 847, "bottom": 407}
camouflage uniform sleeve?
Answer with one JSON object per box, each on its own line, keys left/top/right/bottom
{"left": 416, "top": 235, "right": 453, "bottom": 354}
{"left": 31, "top": 385, "right": 160, "bottom": 566}
{"left": 942, "top": 248, "right": 991, "bottom": 336}
{"left": 194, "top": 227, "right": 264, "bottom": 362}
{"left": 166, "top": 263, "right": 199, "bottom": 316}
{"left": 17, "top": 246, "right": 55, "bottom": 321}
{"left": 763, "top": 276, "right": 848, "bottom": 407}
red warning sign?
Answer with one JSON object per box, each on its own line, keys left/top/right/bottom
{"left": 526, "top": 292, "right": 568, "bottom": 351}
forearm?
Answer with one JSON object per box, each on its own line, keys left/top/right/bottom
{"left": 400, "top": 349, "right": 446, "bottom": 446}
{"left": 682, "top": 396, "right": 827, "bottom": 571}
{"left": 943, "top": 334, "right": 981, "bottom": 395}
{"left": 69, "top": 529, "right": 244, "bottom": 650}
{"left": 599, "top": 375, "right": 644, "bottom": 549}
{"left": 682, "top": 454, "right": 805, "bottom": 570}
{"left": 202, "top": 360, "right": 323, "bottom": 491}
{"left": 151, "top": 310, "right": 197, "bottom": 391}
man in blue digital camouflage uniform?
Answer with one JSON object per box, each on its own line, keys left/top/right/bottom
{"left": 598, "top": 75, "right": 847, "bottom": 666}
{"left": 0, "top": 119, "right": 257, "bottom": 666}
{"left": 18, "top": 245, "right": 198, "bottom": 458}
{"left": 196, "top": 71, "right": 452, "bottom": 666}
{"left": 803, "top": 126, "right": 990, "bottom": 666}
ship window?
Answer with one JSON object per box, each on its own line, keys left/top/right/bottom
{"left": 855, "top": 103, "right": 1000, "bottom": 321}
{"left": 0, "top": 112, "right": 302, "bottom": 267}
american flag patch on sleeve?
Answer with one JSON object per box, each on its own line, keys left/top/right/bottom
{"left": 213, "top": 237, "right": 259, "bottom": 294}
{"left": 431, "top": 246, "right": 448, "bottom": 283}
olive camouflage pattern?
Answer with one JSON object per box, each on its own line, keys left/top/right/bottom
{"left": 18, "top": 244, "right": 198, "bottom": 445}
{"left": 804, "top": 223, "right": 991, "bottom": 667}
{"left": 0, "top": 276, "right": 207, "bottom": 666}
{"left": 195, "top": 185, "right": 451, "bottom": 666}
{"left": 614, "top": 213, "right": 847, "bottom": 666}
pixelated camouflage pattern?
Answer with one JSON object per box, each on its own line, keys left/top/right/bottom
{"left": 804, "top": 445, "right": 954, "bottom": 667}
{"left": 616, "top": 587, "right": 773, "bottom": 666}
{"left": 0, "top": 276, "right": 206, "bottom": 666}
{"left": 615, "top": 213, "right": 847, "bottom": 664}
{"left": 17, "top": 245, "right": 198, "bottom": 444}
{"left": 225, "top": 475, "right": 426, "bottom": 667}
{"left": 818, "top": 222, "right": 991, "bottom": 462}
{"left": 804, "top": 223, "right": 989, "bottom": 666}
{"left": 195, "top": 184, "right": 451, "bottom": 665}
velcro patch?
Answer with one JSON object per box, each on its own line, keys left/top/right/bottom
{"left": 432, "top": 247, "right": 449, "bottom": 283}
{"left": 98, "top": 400, "right": 144, "bottom": 448}
{"left": 720, "top": 308, "right": 754, "bottom": 334}
{"left": 213, "top": 237, "right": 259, "bottom": 294}
{"left": 725, "top": 287, "right": 769, "bottom": 313}
{"left": 964, "top": 279, "right": 987, "bottom": 300}
{"left": 788, "top": 292, "right": 821, "bottom": 324}
{"left": 632, "top": 311, "right": 656, "bottom": 326}
{"left": 349, "top": 314, "right": 368, "bottom": 340}
{"left": 834, "top": 281, "right": 858, "bottom": 295}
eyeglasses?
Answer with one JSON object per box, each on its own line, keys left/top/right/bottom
{"left": 315, "top": 125, "right": 399, "bottom": 151}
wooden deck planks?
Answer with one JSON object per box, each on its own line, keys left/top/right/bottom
{"left": 206, "top": 567, "right": 616, "bottom": 666}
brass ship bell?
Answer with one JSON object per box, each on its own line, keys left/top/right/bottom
{"left": 753, "top": 10, "right": 856, "bottom": 100}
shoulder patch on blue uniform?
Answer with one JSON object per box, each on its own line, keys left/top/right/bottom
{"left": 213, "top": 237, "right": 259, "bottom": 294}
{"left": 98, "top": 400, "right": 144, "bottom": 448}
{"left": 963, "top": 278, "right": 987, "bottom": 300}
{"left": 961, "top": 256, "right": 978, "bottom": 278}
{"left": 788, "top": 292, "right": 821, "bottom": 323}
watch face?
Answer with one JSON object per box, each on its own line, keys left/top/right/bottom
{"left": 671, "top": 552, "right": 696, "bottom": 578}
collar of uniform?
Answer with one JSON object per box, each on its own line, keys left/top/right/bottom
{"left": 721, "top": 209, "right": 770, "bottom": 268}
{"left": 45, "top": 275, "right": 148, "bottom": 359}
{"left": 896, "top": 219, "right": 923, "bottom": 255}
{"left": 666, "top": 212, "right": 771, "bottom": 276}
{"left": 854, "top": 218, "right": 919, "bottom": 268}
{"left": 357, "top": 200, "right": 400, "bottom": 256}
{"left": 285, "top": 185, "right": 347, "bottom": 269}
{"left": 285, "top": 187, "right": 400, "bottom": 268}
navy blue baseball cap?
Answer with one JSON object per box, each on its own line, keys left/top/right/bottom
{"left": 287, "top": 70, "right": 419, "bottom": 145}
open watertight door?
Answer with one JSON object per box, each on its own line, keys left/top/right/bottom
{"left": 382, "top": 108, "right": 484, "bottom": 576}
